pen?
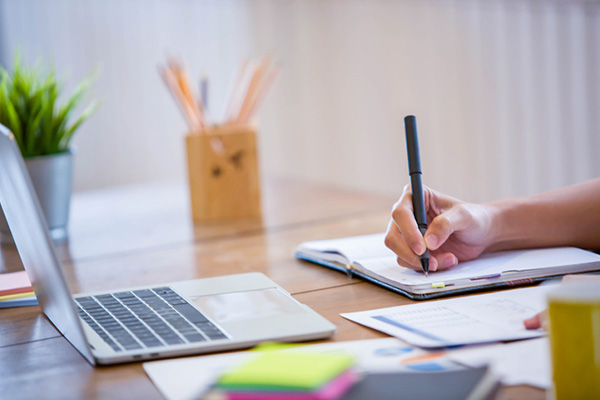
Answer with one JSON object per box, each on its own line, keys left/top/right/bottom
{"left": 404, "top": 115, "right": 430, "bottom": 277}
{"left": 200, "top": 74, "right": 209, "bottom": 112}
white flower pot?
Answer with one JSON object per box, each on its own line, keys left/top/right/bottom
{"left": 0, "top": 149, "right": 74, "bottom": 243}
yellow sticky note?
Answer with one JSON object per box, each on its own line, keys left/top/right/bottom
{"left": 0, "top": 291, "right": 35, "bottom": 301}
{"left": 431, "top": 282, "right": 445, "bottom": 288}
{"left": 217, "top": 351, "right": 354, "bottom": 391}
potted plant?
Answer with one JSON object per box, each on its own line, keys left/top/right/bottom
{"left": 0, "top": 57, "right": 98, "bottom": 242}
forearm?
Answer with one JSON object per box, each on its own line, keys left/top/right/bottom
{"left": 485, "top": 179, "right": 600, "bottom": 252}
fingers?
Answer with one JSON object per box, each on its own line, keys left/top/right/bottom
{"left": 390, "top": 185, "right": 427, "bottom": 255}
{"left": 385, "top": 220, "right": 422, "bottom": 270}
{"left": 431, "top": 252, "right": 459, "bottom": 271}
{"left": 424, "top": 204, "right": 470, "bottom": 251}
{"left": 391, "top": 250, "right": 457, "bottom": 273}
{"left": 562, "top": 274, "right": 600, "bottom": 283}
{"left": 385, "top": 221, "right": 457, "bottom": 273}
{"left": 523, "top": 312, "right": 547, "bottom": 330}
{"left": 388, "top": 185, "right": 460, "bottom": 273}
{"left": 388, "top": 185, "right": 466, "bottom": 273}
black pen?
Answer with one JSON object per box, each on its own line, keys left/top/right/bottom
{"left": 404, "top": 115, "right": 430, "bottom": 277}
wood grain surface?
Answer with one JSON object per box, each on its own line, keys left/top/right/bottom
{"left": 0, "top": 178, "right": 545, "bottom": 400}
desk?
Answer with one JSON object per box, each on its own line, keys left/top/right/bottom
{"left": 0, "top": 178, "right": 544, "bottom": 400}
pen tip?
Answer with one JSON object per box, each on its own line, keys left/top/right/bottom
{"left": 421, "top": 258, "right": 429, "bottom": 277}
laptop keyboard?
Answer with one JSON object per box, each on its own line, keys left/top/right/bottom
{"left": 75, "top": 287, "right": 228, "bottom": 352}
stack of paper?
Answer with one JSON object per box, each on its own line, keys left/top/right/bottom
{"left": 213, "top": 350, "right": 356, "bottom": 400}
{"left": 0, "top": 271, "right": 37, "bottom": 308}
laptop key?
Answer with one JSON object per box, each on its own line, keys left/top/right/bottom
{"left": 184, "top": 333, "right": 206, "bottom": 343}
{"left": 172, "top": 304, "right": 208, "bottom": 323}
{"left": 163, "top": 336, "right": 185, "bottom": 345}
{"left": 133, "top": 289, "right": 156, "bottom": 298}
{"left": 123, "top": 343, "right": 143, "bottom": 351}
{"left": 206, "top": 332, "right": 227, "bottom": 340}
{"left": 114, "top": 292, "right": 136, "bottom": 299}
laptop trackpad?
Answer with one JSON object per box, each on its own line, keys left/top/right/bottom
{"left": 190, "top": 288, "right": 307, "bottom": 324}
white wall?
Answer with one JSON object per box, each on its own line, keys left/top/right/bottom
{"left": 1, "top": 0, "right": 599, "bottom": 203}
{"left": 0, "top": 0, "right": 253, "bottom": 188}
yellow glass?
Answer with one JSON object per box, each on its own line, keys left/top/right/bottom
{"left": 548, "top": 281, "right": 600, "bottom": 400}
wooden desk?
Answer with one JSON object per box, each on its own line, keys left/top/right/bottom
{"left": 0, "top": 178, "right": 544, "bottom": 400}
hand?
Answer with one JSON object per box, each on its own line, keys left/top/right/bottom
{"left": 523, "top": 274, "right": 600, "bottom": 330}
{"left": 385, "top": 185, "right": 496, "bottom": 272}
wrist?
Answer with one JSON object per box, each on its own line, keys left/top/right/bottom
{"left": 483, "top": 198, "right": 523, "bottom": 252}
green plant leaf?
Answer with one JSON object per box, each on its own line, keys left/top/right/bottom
{"left": 0, "top": 54, "right": 98, "bottom": 157}
{"left": 4, "top": 96, "right": 23, "bottom": 152}
{"left": 59, "top": 101, "right": 100, "bottom": 151}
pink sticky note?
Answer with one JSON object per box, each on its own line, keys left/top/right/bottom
{"left": 0, "top": 271, "right": 32, "bottom": 296}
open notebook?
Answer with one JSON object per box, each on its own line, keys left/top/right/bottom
{"left": 295, "top": 233, "right": 600, "bottom": 300}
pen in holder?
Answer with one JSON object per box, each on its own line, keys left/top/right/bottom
{"left": 159, "top": 56, "right": 278, "bottom": 222}
{"left": 185, "top": 125, "right": 262, "bottom": 222}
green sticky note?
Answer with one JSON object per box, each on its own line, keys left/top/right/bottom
{"left": 217, "top": 351, "right": 354, "bottom": 391}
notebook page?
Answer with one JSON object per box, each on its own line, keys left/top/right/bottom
{"left": 356, "top": 246, "right": 600, "bottom": 286}
{"left": 298, "top": 233, "right": 392, "bottom": 262}
{"left": 341, "top": 285, "right": 553, "bottom": 347}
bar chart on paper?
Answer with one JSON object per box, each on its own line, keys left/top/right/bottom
{"left": 341, "top": 285, "right": 555, "bottom": 347}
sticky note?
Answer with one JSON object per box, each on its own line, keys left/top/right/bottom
{"left": 217, "top": 351, "right": 354, "bottom": 391}
{"left": 0, "top": 291, "right": 35, "bottom": 301}
{"left": 0, "top": 271, "right": 32, "bottom": 297}
{"left": 431, "top": 282, "right": 445, "bottom": 288}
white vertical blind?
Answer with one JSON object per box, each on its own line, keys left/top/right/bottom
{"left": 250, "top": 0, "right": 600, "bottom": 202}
{"left": 0, "top": 0, "right": 598, "bottom": 203}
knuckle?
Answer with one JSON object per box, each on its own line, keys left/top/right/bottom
{"left": 434, "top": 214, "right": 452, "bottom": 232}
{"left": 384, "top": 233, "right": 395, "bottom": 249}
{"left": 391, "top": 207, "right": 404, "bottom": 221}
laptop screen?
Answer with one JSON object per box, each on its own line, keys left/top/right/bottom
{"left": 0, "top": 125, "right": 94, "bottom": 364}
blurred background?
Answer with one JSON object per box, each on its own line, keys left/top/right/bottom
{"left": 1, "top": 0, "right": 599, "bottom": 203}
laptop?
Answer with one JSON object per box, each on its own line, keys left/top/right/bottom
{"left": 0, "top": 125, "right": 335, "bottom": 365}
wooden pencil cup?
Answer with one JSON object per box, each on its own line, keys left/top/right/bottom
{"left": 185, "top": 125, "right": 262, "bottom": 222}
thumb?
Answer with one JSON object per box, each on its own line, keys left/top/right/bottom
{"left": 424, "top": 205, "right": 471, "bottom": 250}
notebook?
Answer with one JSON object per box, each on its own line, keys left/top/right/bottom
{"left": 295, "top": 233, "right": 600, "bottom": 300}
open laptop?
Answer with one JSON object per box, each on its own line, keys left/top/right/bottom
{"left": 0, "top": 125, "right": 335, "bottom": 365}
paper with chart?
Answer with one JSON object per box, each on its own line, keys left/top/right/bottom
{"left": 341, "top": 285, "right": 555, "bottom": 348}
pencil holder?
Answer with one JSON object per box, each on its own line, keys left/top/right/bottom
{"left": 185, "top": 125, "right": 262, "bottom": 222}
